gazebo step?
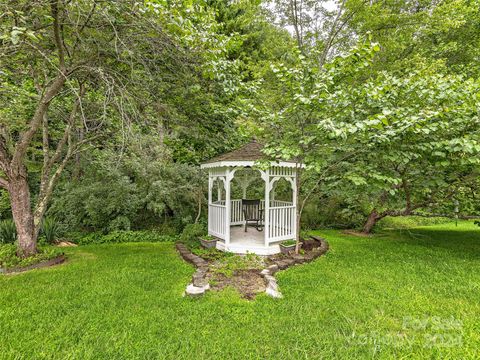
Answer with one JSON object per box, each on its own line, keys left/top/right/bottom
{"left": 216, "top": 241, "right": 280, "bottom": 255}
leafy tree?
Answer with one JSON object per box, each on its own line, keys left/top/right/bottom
{"left": 0, "top": 0, "right": 238, "bottom": 256}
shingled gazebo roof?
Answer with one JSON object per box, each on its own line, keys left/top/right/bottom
{"left": 200, "top": 140, "right": 300, "bottom": 169}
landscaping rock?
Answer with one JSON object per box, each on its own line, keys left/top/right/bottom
{"left": 260, "top": 269, "right": 270, "bottom": 276}
{"left": 291, "top": 254, "right": 306, "bottom": 264}
{"left": 265, "top": 282, "right": 282, "bottom": 298}
{"left": 310, "top": 235, "right": 326, "bottom": 242}
{"left": 267, "top": 264, "right": 279, "bottom": 274}
{"left": 193, "top": 277, "right": 209, "bottom": 288}
{"left": 264, "top": 274, "right": 276, "bottom": 283}
{"left": 276, "top": 260, "right": 290, "bottom": 270}
{"left": 185, "top": 283, "right": 209, "bottom": 297}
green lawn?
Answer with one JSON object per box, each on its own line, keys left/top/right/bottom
{"left": 1, "top": 222, "right": 479, "bottom": 359}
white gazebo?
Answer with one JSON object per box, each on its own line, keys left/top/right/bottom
{"left": 200, "top": 141, "right": 302, "bottom": 255}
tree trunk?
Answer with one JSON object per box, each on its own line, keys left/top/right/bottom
{"left": 8, "top": 172, "right": 37, "bottom": 257}
{"left": 362, "top": 209, "right": 381, "bottom": 234}
{"left": 294, "top": 166, "right": 302, "bottom": 254}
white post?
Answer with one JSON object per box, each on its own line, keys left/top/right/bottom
{"left": 263, "top": 169, "right": 270, "bottom": 247}
{"left": 225, "top": 169, "right": 232, "bottom": 248}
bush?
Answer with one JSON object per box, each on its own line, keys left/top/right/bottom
{"left": 0, "top": 220, "right": 16, "bottom": 244}
{"left": 76, "top": 230, "right": 177, "bottom": 245}
{"left": 179, "top": 223, "right": 205, "bottom": 250}
{"left": 0, "top": 244, "right": 62, "bottom": 270}
{"left": 41, "top": 217, "right": 61, "bottom": 244}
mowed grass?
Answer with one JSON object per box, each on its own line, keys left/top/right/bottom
{"left": 1, "top": 222, "right": 479, "bottom": 359}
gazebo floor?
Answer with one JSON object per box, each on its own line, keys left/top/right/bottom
{"left": 216, "top": 226, "right": 281, "bottom": 255}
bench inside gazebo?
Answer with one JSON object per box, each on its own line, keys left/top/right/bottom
{"left": 200, "top": 141, "right": 302, "bottom": 255}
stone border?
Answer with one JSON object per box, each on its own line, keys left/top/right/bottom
{"left": 0, "top": 254, "right": 66, "bottom": 275}
{"left": 176, "top": 243, "right": 210, "bottom": 297}
{"left": 259, "top": 236, "right": 329, "bottom": 298}
{"left": 176, "top": 236, "right": 329, "bottom": 299}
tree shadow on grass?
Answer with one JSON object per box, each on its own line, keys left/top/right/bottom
{"left": 377, "top": 223, "right": 480, "bottom": 261}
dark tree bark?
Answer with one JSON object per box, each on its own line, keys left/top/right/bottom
{"left": 362, "top": 209, "right": 385, "bottom": 234}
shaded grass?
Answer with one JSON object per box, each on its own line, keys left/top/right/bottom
{"left": 0, "top": 222, "right": 479, "bottom": 359}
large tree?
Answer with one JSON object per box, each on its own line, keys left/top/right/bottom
{"left": 0, "top": 0, "right": 235, "bottom": 256}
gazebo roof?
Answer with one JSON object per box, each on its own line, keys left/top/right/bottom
{"left": 200, "top": 140, "right": 301, "bottom": 169}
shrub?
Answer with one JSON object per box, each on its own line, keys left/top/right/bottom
{"left": 41, "top": 217, "right": 61, "bottom": 244}
{"left": 76, "top": 230, "right": 177, "bottom": 245}
{"left": 0, "top": 220, "right": 16, "bottom": 244}
{"left": 179, "top": 223, "right": 205, "bottom": 250}
{"left": 0, "top": 244, "right": 62, "bottom": 270}
{"left": 192, "top": 248, "right": 231, "bottom": 262}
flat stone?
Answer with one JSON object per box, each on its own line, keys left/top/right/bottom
{"left": 291, "top": 254, "right": 306, "bottom": 264}
{"left": 260, "top": 269, "right": 270, "bottom": 276}
{"left": 276, "top": 260, "right": 289, "bottom": 270}
{"left": 192, "top": 258, "right": 206, "bottom": 267}
{"left": 303, "top": 252, "right": 315, "bottom": 261}
{"left": 185, "top": 283, "right": 209, "bottom": 297}
{"left": 266, "top": 279, "right": 278, "bottom": 292}
{"left": 264, "top": 275, "right": 276, "bottom": 283}
{"left": 193, "top": 277, "right": 209, "bottom": 288}
{"left": 265, "top": 284, "right": 283, "bottom": 298}
{"left": 193, "top": 271, "right": 206, "bottom": 282}
{"left": 267, "top": 264, "right": 279, "bottom": 274}
{"left": 310, "top": 235, "right": 326, "bottom": 242}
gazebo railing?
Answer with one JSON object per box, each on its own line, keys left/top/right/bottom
{"left": 210, "top": 199, "right": 295, "bottom": 243}
{"left": 268, "top": 204, "right": 295, "bottom": 242}
{"left": 208, "top": 202, "right": 227, "bottom": 239}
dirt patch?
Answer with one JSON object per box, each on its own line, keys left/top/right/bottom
{"left": 342, "top": 230, "right": 371, "bottom": 237}
{"left": 301, "top": 238, "right": 322, "bottom": 251}
{"left": 207, "top": 269, "right": 266, "bottom": 300}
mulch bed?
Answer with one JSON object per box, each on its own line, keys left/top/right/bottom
{"left": 1, "top": 254, "right": 66, "bottom": 275}
{"left": 207, "top": 269, "right": 266, "bottom": 300}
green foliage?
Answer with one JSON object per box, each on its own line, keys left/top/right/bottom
{"left": 280, "top": 239, "right": 296, "bottom": 247}
{"left": 192, "top": 247, "right": 231, "bottom": 262}
{"left": 0, "top": 245, "right": 61, "bottom": 270}
{"left": 179, "top": 223, "right": 206, "bottom": 250}
{"left": 211, "top": 252, "right": 263, "bottom": 277}
{"left": 0, "top": 220, "right": 16, "bottom": 244}
{"left": 76, "top": 231, "right": 176, "bottom": 246}
{"left": 40, "top": 217, "right": 61, "bottom": 244}
{"left": 0, "top": 191, "right": 11, "bottom": 220}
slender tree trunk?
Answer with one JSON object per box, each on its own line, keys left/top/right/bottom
{"left": 8, "top": 171, "right": 37, "bottom": 257}
{"left": 294, "top": 166, "right": 302, "bottom": 254}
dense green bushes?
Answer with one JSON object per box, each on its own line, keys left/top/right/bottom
{"left": 40, "top": 218, "right": 61, "bottom": 244}
{"left": 76, "top": 230, "right": 177, "bottom": 245}
{"left": 0, "top": 220, "right": 16, "bottom": 244}
{"left": 179, "top": 223, "right": 206, "bottom": 250}
{"left": 48, "top": 152, "right": 206, "bottom": 234}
